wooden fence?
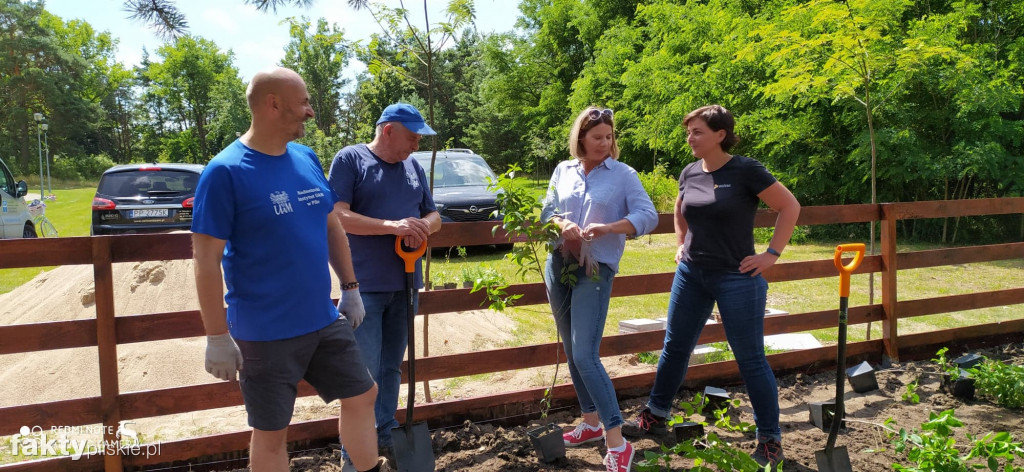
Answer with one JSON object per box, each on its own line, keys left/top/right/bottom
{"left": 1, "top": 198, "right": 1022, "bottom": 471}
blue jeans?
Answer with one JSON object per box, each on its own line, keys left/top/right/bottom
{"left": 646, "top": 261, "right": 781, "bottom": 442}
{"left": 545, "top": 253, "right": 623, "bottom": 431}
{"left": 354, "top": 290, "right": 417, "bottom": 448}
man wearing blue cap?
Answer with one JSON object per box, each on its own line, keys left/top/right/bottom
{"left": 327, "top": 103, "right": 441, "bottom": 468}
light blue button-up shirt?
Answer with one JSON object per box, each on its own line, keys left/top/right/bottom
{"left": 541, "top": 158, "right": 658, "bottom": 273}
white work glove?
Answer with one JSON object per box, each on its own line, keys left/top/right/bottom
{"left": 205, "top": 333, "right": 243, "bottom": 381}
{"left": 338, "top": 288, "right": 365, "bottom": 329}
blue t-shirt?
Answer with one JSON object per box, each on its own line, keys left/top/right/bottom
{"left": 327, "top": 144, "right": 436, "bottom": 292}
{"left": 679, "top": 155, "right": 777, "bottom": 271}
{"left": 191, "top": 140, "right": 341, "bottom": 341}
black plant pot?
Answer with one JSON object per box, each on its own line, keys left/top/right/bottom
{"left": 673, "top": 421, "right": 705, "bottom": 443}
{"left": 942, "top": 369, "right": 976, "bottom": 400}
{"left": 845, "top": 360, "right": 879, "bottom": 393}
{"left": 527, "top": 423, "right": 565, "bottom": 463}
{"left": 808, "top": 400, "right": 844, "bottom": 431}
{"left": 703, "top": 386, "right": 731, "bottom": 412}
{"left": 953, "top": 353, "right": 984, "bottom": 370}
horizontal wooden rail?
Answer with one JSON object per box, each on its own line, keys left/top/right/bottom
{"left": 887, "top": 197, "right": 1024, "bottom": 220}
{"left": 897, "top": 242, "right": 1024, "bottom": 269}
{"left": 897, "top": 288, "right": 1024, "bottom": 319}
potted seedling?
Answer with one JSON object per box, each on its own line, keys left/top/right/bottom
{"left": 460, "top": 265, "right": 480, "bottom": 289}
{"left": 487, "top": 166, "right": 568, "bottom": 463}
{"left": 935, "top": 347, "right": 976, "bottom": 400}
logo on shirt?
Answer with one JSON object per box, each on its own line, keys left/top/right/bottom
{"left": 406, "top": 171, "right": 420, "bottom": 189}
{"left": 270, "top": 191, "right": 293, "bottom": 215}
{"left": 714, "top": 184, "right": 732, "bottom": 189}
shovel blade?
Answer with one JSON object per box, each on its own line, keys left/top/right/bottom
{"left": 392, "top": 422, "right": 435, "bottom": 472}
{"left": 815, "top": 446, "right": 852, "bottom": 472}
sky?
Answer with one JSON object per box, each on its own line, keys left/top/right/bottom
{"left": 42, "top": 0, "right": 523, "bottom": 83}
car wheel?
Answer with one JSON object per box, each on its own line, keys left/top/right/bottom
{"left": 23, "top": 223, "right": 38, "bottom": 238}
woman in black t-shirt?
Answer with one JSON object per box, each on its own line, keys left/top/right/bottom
{"left": 623, "top": 105, "right": 800, "bottom": 471}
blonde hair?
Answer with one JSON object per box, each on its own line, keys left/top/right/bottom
{"left": 568, "top": 106, "right": 619, "bottom": 159}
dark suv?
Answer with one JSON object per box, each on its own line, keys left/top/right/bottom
{"left": 91, "top": 163, "right": 204, "bottom": 235}
{"left": 411, "top": 149, "right": 500, "bottom": 223}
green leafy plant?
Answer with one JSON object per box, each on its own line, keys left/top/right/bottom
{"left": 487, "top": 165, "right": 563, "bottom": 418}
{"left": 885, "top": 409, "right": 1024, "bottom": 471}
{"left": 969, "top": 359, "right": 1024, "bottom": 409}
{"left": 468, "top": 266, "right": 520, "bottom": 311}
{"left": 636, "top": 393, "right": 765, "bottom": 471}
{"left": 637, "top": 431, "right": 772, "bottom": 472}
{"left": 932, "top": 347, "right": 962, "bottom": 381}
{"left": 902, "top": 378, "right": 921, "bottom": 404}
{"left": 637, "top": 351, "right": 660, "bottom": 365}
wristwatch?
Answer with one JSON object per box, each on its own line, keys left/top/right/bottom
{"left": 765, "top": 247, "right": 781, "bottom": 257}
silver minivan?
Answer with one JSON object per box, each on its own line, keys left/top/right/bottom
{"left": 0, "top": 157, "right": 34, "bottom": 238}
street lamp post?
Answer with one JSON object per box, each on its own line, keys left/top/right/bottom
{"left": 33, "top": 113, "right": 44, "bottom": 199}
{"left": 41, "top": 123, "right": 51, "bottom": 197}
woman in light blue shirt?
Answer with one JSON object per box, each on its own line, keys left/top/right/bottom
{"left": 540, "top": 106, "right": 658, "bottom": 472}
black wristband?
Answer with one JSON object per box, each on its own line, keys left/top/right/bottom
{"left": 765, "top": 247, "right": 781, "bottom": 257}
{"left": 341, "top": 281, "right": 359, "bottom": 290}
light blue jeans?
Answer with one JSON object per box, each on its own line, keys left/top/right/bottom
{"left": 545, "top": 253, "right": 623, "bottom": 431}
{"left": 353, "top": 290, "right": 417, "bottom": 448}
{"left": 646, "top": 261, "right": 781, "bottom": 442}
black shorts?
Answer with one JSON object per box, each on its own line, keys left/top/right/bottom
{"left": 235, "top": 317, "right": 375, "bottom": 431}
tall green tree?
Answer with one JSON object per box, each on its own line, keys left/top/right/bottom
{"left": 280, "top": 16, "right": 352, "bottom": 136}
{"left": 146, "top": 36, "right": 242, "bottom": 162}
{"left": 347, "top": 0, "right": 475, "bottom": 186}
{"left": 0, "top": 0, "right": 93, "bottom": 171}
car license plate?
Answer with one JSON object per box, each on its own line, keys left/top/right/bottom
{"left": 131, "top": 209, "right": 169, "bottom": 218}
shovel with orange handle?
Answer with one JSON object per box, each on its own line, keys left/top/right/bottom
{"left": 390, "top": 236, "right": 435, "bottom": 472}
{"left": 815, "top": 243, "right": 865, "bottom": 472}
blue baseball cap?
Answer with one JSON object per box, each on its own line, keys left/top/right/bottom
{"left": 376, "top": 103, "right": 437, "bottom": 136}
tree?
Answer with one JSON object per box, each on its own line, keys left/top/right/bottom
{"left": 146, "top": 36, "right": 242, "bottom": 162}
{"left": 347, "top": 0, "right": 475, "bottom": 190}
{"left": 281, "top": 16, "right": 353, "bottom": 136}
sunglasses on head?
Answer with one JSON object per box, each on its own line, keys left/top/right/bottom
{"left": 587, "top": 108, "right": 614, "bottom": 121}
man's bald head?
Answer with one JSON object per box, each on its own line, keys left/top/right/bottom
{"left": 246, "top": 67, "right": 305, "bottom": 112}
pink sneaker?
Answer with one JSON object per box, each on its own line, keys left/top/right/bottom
{"left": 563, "top": 422, "right": 604, "bottom": 447}
{"left": 603, "top": 441, "right": 634, "bottom": 472}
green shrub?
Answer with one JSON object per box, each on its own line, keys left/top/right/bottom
{"left": 637, "top": 164, "right": 678, "bottom": 213}
{"left": 969, "top": 359, "right": 1024, "bottom": 409}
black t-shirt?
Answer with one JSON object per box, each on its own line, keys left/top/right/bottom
{"left": 678, "top": 155, "right": 777, "bottom": 271}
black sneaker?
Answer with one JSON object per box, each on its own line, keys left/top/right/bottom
{"left": 621, "top": 407, "right": 668, "bottom": 438}
{"left": 751, "top": 439, "right": 784, "bottom": 471}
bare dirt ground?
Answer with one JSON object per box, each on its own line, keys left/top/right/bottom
{"left": 2, "top": 262, "right": 1022, "bottom": 470}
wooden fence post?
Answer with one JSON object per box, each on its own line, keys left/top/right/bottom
{"left": 92, "top": 237, "right": 123, "bottom": 471}
{"left": 880, "top": 204, "right": 900, "bottom": 363}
